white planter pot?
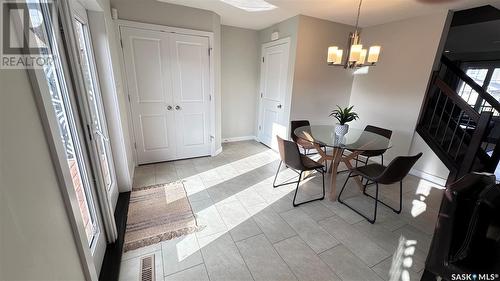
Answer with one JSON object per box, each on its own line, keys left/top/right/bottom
{"left": 335, "top": 124, "right": 349, "bottom": 137}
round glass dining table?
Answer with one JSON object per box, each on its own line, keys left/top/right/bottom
{"left": 294, "top": 125, "right": 392, "bottom": 201}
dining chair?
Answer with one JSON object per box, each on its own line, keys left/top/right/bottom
{"left": 337, "top": 125, "right": 392, "bottom": 174}
{"left": 338, "top": 152, "right": 422, "bottom": 223}
{"left": 273, "top": 136, "right": 326, "bottom": 207}
{"left": 290, "top": 120, "right": 325, "bottom": 155}
{"left": 359, "top": 125, "right": 393, "bottom": 166}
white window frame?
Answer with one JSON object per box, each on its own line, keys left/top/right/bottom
{"left": 22, "top": 0, "right": 101, "bottom": 279}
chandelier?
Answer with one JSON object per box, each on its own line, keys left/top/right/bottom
{"left": 327, "top": 0, "right": 381, "bottom": 69}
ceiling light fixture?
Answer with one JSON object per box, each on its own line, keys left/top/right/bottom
{"left": 220, "top": 0, "right": 276, "bottom": 12}
{"left": 327, "top": 0, "right": 381, "bottom": 69}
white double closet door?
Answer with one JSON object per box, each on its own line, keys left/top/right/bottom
{"left": 121, "top": 27, "right": 212, "bottom": 164}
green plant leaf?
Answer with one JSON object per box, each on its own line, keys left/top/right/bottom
{"left": 329, "top": 105, "right": 359, "bottom": 125}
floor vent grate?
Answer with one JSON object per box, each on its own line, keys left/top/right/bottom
{"left": 140, "top": 255, "right": 155, "bottom": 281}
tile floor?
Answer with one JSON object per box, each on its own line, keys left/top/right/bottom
{"left": 119, "top": 141, "right": 444, "bottom": 281}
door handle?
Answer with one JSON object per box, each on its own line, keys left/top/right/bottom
{"left": 175, "top": 105, "right": 181, "bottom": 110}
{"left": 166, "top": 105, "right": 173, "bottom": 110}
{"left": 277, "top": 104, "right": 282, "bottom": 109}
{"left": 94, "top": 130, "right": 109, "bottom": 142}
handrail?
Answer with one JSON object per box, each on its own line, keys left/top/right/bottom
{"left": 435, "top": 77, "right": 481, "bottom": 121}
{"left": 416, "top": 58, "right": 500, "bottom": 183}
{"left": 441, "top": 55, "right": 500, "bottom": 112}
{"left": 458, "top": 111, "right": 493, "bottom": 176}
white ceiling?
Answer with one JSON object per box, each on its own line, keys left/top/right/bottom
{"left": 157, "top": 0, "right": 500, "bottom": 30}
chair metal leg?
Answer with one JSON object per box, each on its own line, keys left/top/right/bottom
{"left": 398, "top": 180, "right": 402, "bottom": 213}
{"left": 381, "top": 154, "right": 384, "bottom": 166}
{"left": 337, "top": 172, "right": 352, "bottom": 201}
{"left": 272, "top": 161, "right": 283, "bottom": 188}
{"left": 362, "top": 157, "right": 370, "bottom": 185}
{"left": 323, "top": 146, "right": 328, "bottom": 172}
{"left": 273, "top": 161, "right": 301, "bottom": 188}
{"left": 371, "top": 183, "right": 379, "bottom": 224}
{"left": 362, "top": 181, "right": 402, "bottom": 214}
{"left": 338, "top": 172, "right": 379, "bottom": 224}
{"left": 292, "top": 172, "right": 302, "bottom": 206}
{"left": 292, "top": 169, "right": 325, "bottom": 207}
{"left": 322, "top": 169, "right": 325, "bottom": 197}
{"left": 363, "top": 180, "right": 370, "bottom": 194}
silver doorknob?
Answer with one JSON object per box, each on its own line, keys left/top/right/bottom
{"left": 277, "top": 104, "right": 282, "bottom": 109}
{"left": 175, "top": 105, "right": 181, "bottom": 110}
{"left": 166, "top": 105, "right": 172, "bottom": 110}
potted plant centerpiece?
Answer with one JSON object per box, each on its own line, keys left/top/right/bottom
{"left": 329, "top": 105, "right": 359, "bottom": 138}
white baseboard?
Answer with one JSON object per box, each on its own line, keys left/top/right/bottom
{"left": 222, "top": 136, "right": 257, "bottom": 143}
{"left": 410, "top": 168, "right": 447, "bottom": 187}
{"left": 213, "top": 147, "right": 223, "bottom": 156}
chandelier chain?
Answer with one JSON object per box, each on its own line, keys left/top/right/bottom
{"left": 354, "top": 0, "right": 362, "bottom": 33}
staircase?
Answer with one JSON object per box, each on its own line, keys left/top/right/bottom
{"left": 416, "top": 56, "right": 500, "bottom": 185}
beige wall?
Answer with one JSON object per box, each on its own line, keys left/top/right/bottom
{"left": 291, "top": 15, "right": 354, "bottom": 124}
{"left": 348, "top": 12, "right": 450, "bottom": 181}
{"left": 110, "top": 0, "right": 223, "bottom": 152}
{"left": 0, "top": 69, "right": 85, "bottom": 280}
{"left": 221, "top": 25, "right": 259, "bottom": 140}
{"left": 409, "top": 134, "right": 450, "bottom": 181}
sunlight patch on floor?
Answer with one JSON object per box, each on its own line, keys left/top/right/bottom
{"left": 390, "top": 236, "right": 418, "bottom": 281}
{"left": 411, "top": 178, "right": 444, "bottom": 217}
{"left": 171, "top": 150, "right": 309, "bottom": 262}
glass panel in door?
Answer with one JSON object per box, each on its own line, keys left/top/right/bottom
{"left": 73, "top": 17, "right": 115, "bottom": 192}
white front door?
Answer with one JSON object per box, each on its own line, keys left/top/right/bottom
{"left": 170, "top": 34, "right": 212, "bottom": 158}
{"left": 121, "top": 27, "right": 176, "bottom": 164}
{"left": 121, "top": 27, "right": 211, "bottom": 164}
{"left": 71, "top": 1, "right": 118, "bottom": 244}
{"left": 258, "top": 40, "right": 290, "bottom": 149}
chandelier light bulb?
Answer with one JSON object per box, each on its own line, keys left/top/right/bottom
{"left": 349, "top": 44, "right": 362, "bottom": 62}
{"left": 368, "top": 46, "right": 381, "bottom": 63}
{"left": 359, "top": 49, "right": 367, "bottom": 64}
{"left": 335, "top": 49, "right": 343, "bottom": 64}
{"left": 327, "top": 46, "right": 338, "bottom": 64}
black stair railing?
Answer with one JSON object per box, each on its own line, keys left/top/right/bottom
{"left": 416, "top": 56, "right": 500, "bottom": 184}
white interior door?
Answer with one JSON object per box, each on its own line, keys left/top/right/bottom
{"left": 121, "top": 27, "right": 176, "bottom": 164}
{"left": 170, "top": 33, "right": 212, "bottom": 158}
{"left": 258, "top": 41, "right": 290, "bottom": 149}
